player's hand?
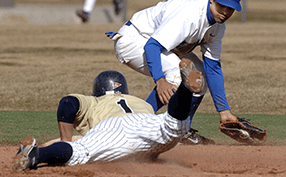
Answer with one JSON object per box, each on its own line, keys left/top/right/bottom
{"left": 219, "top": 110, "right": 237, "bottom": 123}
{"left": 156, "top": 78, "right": 178, "bottom": 105}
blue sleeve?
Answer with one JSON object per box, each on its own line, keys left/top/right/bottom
{"left": 144, "top": 37, "right": 165, "bottom": 83}
{"left": 203, "top": 56, "right": 230, "bottom": 112}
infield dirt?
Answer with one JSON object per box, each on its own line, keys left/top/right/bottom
{"left": 1, "top": 144, "right": 286, "bottom": 177}
{"left": 0, "top": 0, "right": 285, "bottom": 176}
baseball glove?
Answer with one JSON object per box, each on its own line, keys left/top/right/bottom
{"left": 219, "top": 117, "right": 267, "bottom": 145}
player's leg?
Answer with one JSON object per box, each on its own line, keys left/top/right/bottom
{"left": 38, "top": 142, "right": 73, "bottom": 165}
{"left": 177, "top": 53, "right": 215, "bottom": 145}
{"left": 168, "top": 57, "right": 204, "bottom": 119}
{"left": 114, "top": 30, "right": 165, "bottom": 111}
{"left": 12, "top": 136, "right": 73, "bottom": 171}
{"left": 114, "top": 22, "right": 152, "bottom": 77}
{"left": 136, "top": 59, "right": 202, "bottom": 152}
{"left": 76, "top": 0, "right": 97, "bottom": 23}
{"left": 177, "top": 53, "right": 207, "bottom": 120}
{"left": 83, "top": 0, "right": 97, "bottom": 14}
{"left": 157, "top": 52, "right": 215, "bottom": 145}
{"left": 167, "top": 82, "right": 194, "bottom": 120}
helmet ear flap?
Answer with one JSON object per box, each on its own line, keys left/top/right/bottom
{"left": 92, "top": 70, "right": 129, "bottom": 97}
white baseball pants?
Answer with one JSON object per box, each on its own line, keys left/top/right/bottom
{"left": 114, "top": 23, "right": 207, "bottom": 96}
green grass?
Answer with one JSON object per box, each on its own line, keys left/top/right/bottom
{"left": 0, "top": 111, "right": 59, "bottom": 145}
{"left": 0, "top": 111, "right": 285, "bottom": 145}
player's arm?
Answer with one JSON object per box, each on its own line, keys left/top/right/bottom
{"left": 57, "top": 96, "right": 80, "bottom": 142}
{"left": 58, "top": 122, "right": 73, "bottom": 142}
{"left": 144, "top": 37, "right": 178, "bottom": 105}
{"left": 203, "top": 56, "right": 236, "bottom": 122}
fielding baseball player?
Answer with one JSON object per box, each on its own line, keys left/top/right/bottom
{"left": 105, "top": 0, "right": 244, "bottom": 138}
{"left": 12, "top": 59, "right": 207, "bottom": 171}
{"left": 76, "top": 0, "right": 124, "bottom": 23}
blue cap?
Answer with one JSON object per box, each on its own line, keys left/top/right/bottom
{"left": 216, "top": 0, "right": 242, "bottom": 11}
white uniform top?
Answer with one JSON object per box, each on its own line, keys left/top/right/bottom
{"left": 130, "top": 0, "right": 225, "bottom": 60}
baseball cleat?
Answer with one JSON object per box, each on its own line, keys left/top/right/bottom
{"left": 76, "top": 10, "right": 89, "bottom": 23}
{"left": 180, "top": 128, "right": 215, "bottom": 145}
{"left": 179, "top": 58, "right": 204, "bottom": 94}
{"left": 12, "top": 136, "right": 39, "bottom": 171}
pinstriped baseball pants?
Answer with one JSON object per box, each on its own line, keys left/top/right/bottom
{"left": 66, "top": 112, "right": 190, "bottom": 165}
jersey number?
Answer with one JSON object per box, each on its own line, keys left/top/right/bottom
{"left": 116, "top": 98, "right": 133, "bottom": 113}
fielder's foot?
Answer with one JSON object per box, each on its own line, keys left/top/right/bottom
{"left": 12, "top": 136, "right": 39, "bottom": 171}
{"left": 179, "top": 58, "right": 203, "bottom": 93}
{"left": 76, "top": 10, "right": 89, "bottom": 23}
{"left": 180, "top": 128, "right": 215, "bottom": 145}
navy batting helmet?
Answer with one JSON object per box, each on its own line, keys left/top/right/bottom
{"left": 92, "top": 70, "right": 129, "bottom": 97}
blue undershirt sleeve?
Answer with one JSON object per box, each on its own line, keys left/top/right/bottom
{"left": 144, "top": 37, "right": 165, "bottom": 83}
{"left": 203, "top": 56, "right": 230, "bottom": 112}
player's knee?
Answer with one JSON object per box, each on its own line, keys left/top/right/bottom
{"left": 57, "top": 96, "right": 80, "bottom": 124}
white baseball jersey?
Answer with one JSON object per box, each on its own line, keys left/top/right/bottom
{"left": 129, "top": 0, "right": 225, "bottom": 60}
{"left": 114, "top": 0, "right": 224, "bottom": 96}
{"left": 67, "top": 112, "right": 190, "bottom": 165}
